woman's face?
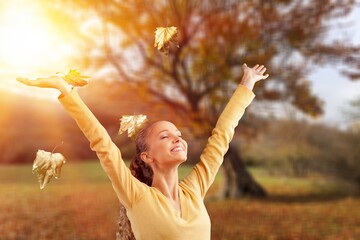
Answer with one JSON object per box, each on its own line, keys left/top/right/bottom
{"left": 144, "top": 121, "right": 188, "bottom": 167}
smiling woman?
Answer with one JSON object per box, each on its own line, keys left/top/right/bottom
{"left": 16, "top": 63, "right": 269, "bottom": 240}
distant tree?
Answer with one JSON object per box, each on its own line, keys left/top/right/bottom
{"left": 47, "top": 0, "right": 360, "bottom": 198}
{"left": 341, "top": 95, "right": 360, "bottom": 185}
{"left": 343, "top": 95, "right": 360, "bottom": 132}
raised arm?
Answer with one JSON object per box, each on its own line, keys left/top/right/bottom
{"left": 181, "top": 64, "right": 269, "bottom": 198}
{"left": 17, "top": 76, "right": 147, "bottom": 208}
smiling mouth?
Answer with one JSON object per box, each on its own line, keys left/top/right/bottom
{"left": 171, "top": 146, "right": 184, "bottom": 152}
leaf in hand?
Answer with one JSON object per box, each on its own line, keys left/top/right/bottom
{"left": 32, "top": 150, "right": 66, "bottom": 189}
{"left": 154, "top": 26, "right": 179, "bottom": 54}
{"left": 63, "top": 69, "right": 90, "bottom": 87}
{"left": 119, "top": 115, "right": 148, "bottom": 140}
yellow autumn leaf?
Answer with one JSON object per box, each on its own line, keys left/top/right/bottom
{"left": 154, "top": 26, "right": 179, "bottom": 54}
{"left": 62, "top": 69, "right": 90, "bottom": 87}
{"left": 32, "top": 150, "right": 66, "bottom": 189}
{"left": 119, "top": 115, "right": 148, "bottom": 140}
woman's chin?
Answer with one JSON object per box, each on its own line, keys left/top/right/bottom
{"left": 175, "top": 156, "right": 187, "bottom": 164}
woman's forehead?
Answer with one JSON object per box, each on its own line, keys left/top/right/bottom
{"left": 151, "top": 121, "right": 179, "bottom": 133}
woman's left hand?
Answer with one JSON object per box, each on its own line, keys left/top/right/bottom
{"left": 240, "top": 63, "right": 269, "bottom": 90}
{"left": 16, "top": 75, "right": 72, "bottom": 96}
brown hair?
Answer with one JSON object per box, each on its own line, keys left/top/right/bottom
{"left": 117, "top": 122, "right": 155, "bottom": 240}
{"left": 129, "top": 122, "right": 155, "bottom": 186}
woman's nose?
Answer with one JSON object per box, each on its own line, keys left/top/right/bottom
{"left": 173, "top": 136, "right": 180, "bottom": 143}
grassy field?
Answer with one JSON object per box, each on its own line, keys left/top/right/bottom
{"left": 0, "top": 161, "right": 359, "bottom": 240}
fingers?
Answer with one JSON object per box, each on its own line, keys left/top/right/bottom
{"left": 252, "top": 64, "right": 259, "bottom": 70}
{"left": 252, "top": 64, "right": 268, "bottom": 77}
{"left": 251, "top": 64, "right": 266, "bottom": 72}
{"left": 253, "top": 64, "right": 265, "bottom": 72}
{"left": 17, "top": 75, "right": 62, "bottom": 89}
{"left": 242, "top": 63, "right": 269, "bottom": 80}
{"left": 16, "top": 77, "right": 43, "bottom": 87}
{"left": 16, "top": 77, "right": 32, "bottom": 85}
{"left": 259, "top": 66, "right": 267, "bottom": 75}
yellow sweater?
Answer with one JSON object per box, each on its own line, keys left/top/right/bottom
{"left": 59, "top": 85, "right": 254, "bottom": 240}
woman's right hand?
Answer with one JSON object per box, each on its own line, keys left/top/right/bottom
{"left": 240, "top": 64, "right": 269, "bottom": 91}
{"left": 16, "top": 76, "right": 72, "bottom": 96}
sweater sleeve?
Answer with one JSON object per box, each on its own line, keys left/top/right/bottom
{"left": 181, "top": 85, "right": 255, "bottom": 198}
{"left": 58, "top": 90, "right": 147, "bottom": 209}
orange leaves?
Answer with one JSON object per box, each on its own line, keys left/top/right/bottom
{"left": 1, "top": 164, "right": 360, "bottom": 239}
{"left": 62, "top": 69, "right": 90, "bottom": 87}
{"left": 208, "top": 198, "right": 360, "bottom": 240}
{"left": 154, "top": 26, "right": 179, "bottom": 54}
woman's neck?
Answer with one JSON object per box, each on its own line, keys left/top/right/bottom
{"left": 151, "top": 166, "right": 179, "bottom": 201}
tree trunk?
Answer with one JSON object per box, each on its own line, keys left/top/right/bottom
{"left": 221, "top": 143, "right": 266, "bottom": 198}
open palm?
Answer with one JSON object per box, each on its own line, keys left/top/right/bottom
{"left": 243, "top": 64, "right": 269, "bottom": 82}
{"left": 16, "top": 76, "right": 65, "bottom": 89}
{"left": 240, "top": 64, "right": 269, "bottom": 90}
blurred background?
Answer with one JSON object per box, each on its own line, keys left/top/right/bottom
{"left": 0, "top": 0, "right": 360, "bottom": 239}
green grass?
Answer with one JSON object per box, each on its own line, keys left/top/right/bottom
{"left": 0, "top": 160, "right": 194, "bottom": 183}
{"left": 248, "top": 167, "right": 359, "bottom": 197}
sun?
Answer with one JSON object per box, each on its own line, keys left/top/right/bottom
{"left": 0, "top": 0, "right": 82, "bottom": 97}
{"left": 0, "top": 3, "right": 55, "bottom": 69}
{"left": 0, "top": 0, "right": 79, "bottom": 75}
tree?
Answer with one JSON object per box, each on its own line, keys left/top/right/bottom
{"left": 343, "top": 95, "right": 360, "bottom": 132}
{"left": 48, "top": 0, "right": 360, "bottom": 198}
{"left": 342, "top": 95, "right": 360, "bottom": 185}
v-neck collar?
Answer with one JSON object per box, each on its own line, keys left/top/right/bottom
{"left": 152, "top": 186, "right": 187, "bottom": 220}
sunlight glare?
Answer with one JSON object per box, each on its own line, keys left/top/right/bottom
{"left": 0, "top": 3, "right": 52, "bottom": 67}
{"left": 0, "top": 2, "right": 71, "bottom": 70}
{"left": 0, "top": 1, "right": 79, "bottom": 99}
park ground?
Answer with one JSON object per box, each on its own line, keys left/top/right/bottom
{"left": 0, "top": 161, "right": 359, "bottom": 240}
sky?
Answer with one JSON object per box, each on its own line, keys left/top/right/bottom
{"left": 0, "top": 0, "right": 84, "bottom": 98}
{"left": 0, "top": 1, "right": 359, "bottom": 128}
{"left": 309, "top": 6, "right": 360, "bottom": 128}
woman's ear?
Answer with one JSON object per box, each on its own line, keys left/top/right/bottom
{"left": 140, "top": 152, "right": 153, "bottom": 164}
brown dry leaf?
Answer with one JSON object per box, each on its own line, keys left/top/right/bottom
{"left": 62, "top": 69, "right": 90, "bottom": 87}
{"left": 119, "top": 115, "right": 148, "bottom": 140}
{"left": 154, "top": 26, "right": 179, "bottom": 54}
{"left": 32, "top": 150, "right": 66, "bottom": 189}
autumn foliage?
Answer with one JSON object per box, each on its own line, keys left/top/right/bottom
{"left": 0, "top": 162, "right": 359, "bottom": 239}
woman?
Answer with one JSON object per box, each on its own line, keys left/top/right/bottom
{"left": 17, "top": 63, "right": 268, "bottom": 239}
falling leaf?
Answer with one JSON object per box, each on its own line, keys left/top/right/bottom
{"left": 154, "top": 26, "right": 179, "bottom": 54}
{"left": 119, "top": 115, "right": 148, "bottom": 140}
{"left": 32, "top": 150, "right": 66, "bottom": 189}
{"left": 62, "top": 69, "right": 90, "bottom": 87}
